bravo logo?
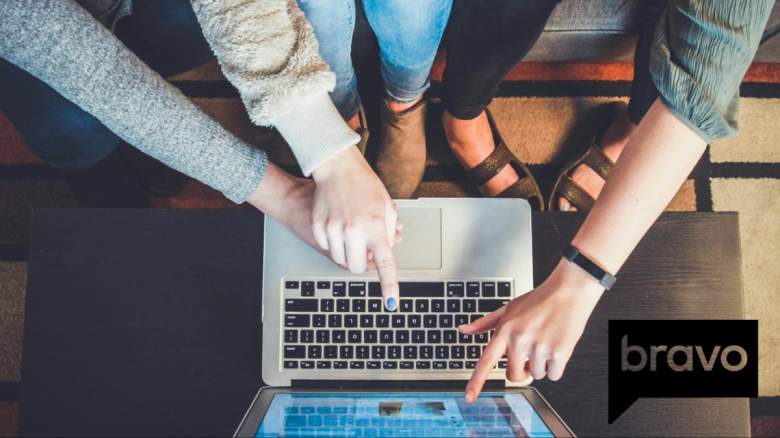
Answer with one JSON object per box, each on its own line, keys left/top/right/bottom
{"left": 608, "top": 320, "right": 757, "bottom": 423}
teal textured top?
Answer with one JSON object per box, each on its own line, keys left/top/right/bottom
{"left": 650, "top": 0, "right": 774, "bottom": 143}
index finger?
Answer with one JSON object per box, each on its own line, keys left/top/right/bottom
{"left": 370, "top": 238, "right": 400, "bottom": 312}
{"left": 465, "top": 334, "right": 507, "bottom": 403}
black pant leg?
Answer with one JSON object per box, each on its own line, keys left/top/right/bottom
{"left": 441, "top": 0, "right": 559, "bottom": 120}
{"left": 627, "top": 0, "right": 668, "bottom": 124}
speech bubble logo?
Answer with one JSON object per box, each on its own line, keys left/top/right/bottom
{"left": 608, "top": 320, "right": 757, "bottom": 423}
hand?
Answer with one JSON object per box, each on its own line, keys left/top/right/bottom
{"left": 460, "top": 259, "right": 605, "bottom": 402}
{"left": 311, "top": 146, "right": 401, "bottom": 310}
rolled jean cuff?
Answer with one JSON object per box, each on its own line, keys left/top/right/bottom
{"left": 383, "top": 72, "right": 431, "bottom": 103}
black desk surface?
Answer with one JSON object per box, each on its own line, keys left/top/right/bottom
{"left": 21, "top": 209, "right": 747, "bottom": 437}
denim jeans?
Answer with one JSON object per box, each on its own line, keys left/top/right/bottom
{"left": 0, "top": 0, "right": 213, "bottom": 169}
{"left": 298, "top": 0, "right": 452, "bottom": 120}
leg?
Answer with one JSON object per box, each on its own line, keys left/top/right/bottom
{"left": 442, "top": 0, "right": 558, "bottom": 196}
{"left": 297, "top": 0, "right": 362, "bottom": 126}
{"left": 556, "top": 0, "right": 667, "bottom": 211}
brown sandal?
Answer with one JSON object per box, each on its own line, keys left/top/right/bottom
{"left": 548, "top": 102, "right": 625, "bottom": 212}
{"left": 464, "top": 109, "right": 544, "bottom": 210}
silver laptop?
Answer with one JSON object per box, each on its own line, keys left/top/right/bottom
{"left": 261, "top": 198, "right": 533, "bottom": 386}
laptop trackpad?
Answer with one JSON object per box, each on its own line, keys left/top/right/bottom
{"left": 393, "top": 207, "right": 442, "bottom": 270}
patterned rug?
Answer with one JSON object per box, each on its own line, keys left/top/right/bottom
{"left": 0, "top": 59, "right": 778, "bottom": 436}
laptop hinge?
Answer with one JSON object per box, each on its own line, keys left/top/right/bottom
{"left": 290, "top": 380, "right": 506, "bottom": 391}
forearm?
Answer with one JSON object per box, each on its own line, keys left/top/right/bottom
{"left": 570, "top": 99, "right": 707, "bottom": 277}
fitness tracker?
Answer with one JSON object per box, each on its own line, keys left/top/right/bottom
{"left": 563, "top": 244, "right": 617, "bottom": 290}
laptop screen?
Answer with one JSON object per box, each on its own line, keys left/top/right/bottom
{"left": 255, "top": 392, "right": 553, "bottom": 437}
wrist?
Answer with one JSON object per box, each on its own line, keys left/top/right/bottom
{"left": 246, "top": 163, "right": 298, "bottom": 219}
{"left": 548, "top": 258, "right": 606, "bottom": 302}
{"left": 311, "top": 146, "right": 361, "bottom": 182}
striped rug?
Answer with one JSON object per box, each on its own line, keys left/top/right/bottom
{"left": 0, "top": 59, "right": 778, "bottom": 436}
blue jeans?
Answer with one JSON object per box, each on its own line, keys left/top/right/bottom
{"left": 0, "top": 0, "right": 213, "bottom": 169}
{"left": 298, "top": 0, "right": 452, "bottom": 120}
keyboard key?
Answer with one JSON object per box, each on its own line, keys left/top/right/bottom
{"left": 400, "top": 299, "right": 413, "bottom": 313}
{"left": 333, "top": 282, "right": 346, "bottom": 296}
{"left": 423, "top": 315, "right": 437, "bottom": 328}
{"left": 284, "top": 330, "right": 298, "bottom": 343}
{"left": 372, "top": 346, "right": 386, "bottom": 359}
{"left": 333, "top": 330, "right": 346, "bottom": 343}
{"left": 317, "top": 361, "right": 331, "bottom": 369}
{"left": 285, "top": 281, "right": 300, "bottom": 290}
{"left": 452, "top": 345, "right": 465, "bottom": 359}
{"left": 463, "top": 299, "right": 476, "bottom": 313}
{"left": 349, "top": 282, "right": 366, "bottom": 297}
{"left": 376, "top": 315, "right": 390, "bottom": 328}
{"left": 360, "top": 315, "right": 373, "bottom": 328}
{"left": 348, "top": 330, "right": 361, "bottom": 343}
{"left": 308, "top": 345, "right": 322, "bottom": 359}
{"left": 403, "top": 346, "right": 417, "bottom": 359}
{"left": 395, "top": 330, "right": 409, "bottom": 344}
{"left": 433, "top": 361, "right": 447, "bottom": 369}
{"left": 285, "top": 299, "right": 317, "bottom": 312}
{"left": 482, "top": 282, "right": 496, "bottom": 297}
{"left": 301, "top": 360, "right": 315, "bottom": 369}
{"left": 447, "top": 300, "right": 461, "bottom": 313}
{"left": 400, "top": 361, "right": 414, "bottom": 369}
{"left": 368, "top": 282, "right": 381, "bottom": 297}
{"left": 466, "top": 282, "right": 480, "bottom": 297}
{"left": 317, "top": 281, "right": 330, "bottom": 289}
{"left": 408, "top": 315, "right": 421, "bottom": 328}
{"left": 392, "top": 315, "right": 405, "bottom": 328}
{"left": 284, "top": 360, "right": 298, "bottom": 368}
{"left": 336, "top": 299, "right": 350, "bottom": 312}
{"left": 380, "top": 330, "right": 393, "bottom": 343}
{"left": 302, "top": 281, "right": 315, "bottom": 296}
{"left": 388, "top": 346, "right": 401, "bottom": 359}
{"left": 340, "top": 346, "right": 354, "bottom": 359}
{"left": 416, "top": 361, "right": 431, "bottom": 369}
{"left": 300, "top": 330, "right": 314, "bottom": 343}
{"left": 400, "top": 282, "right": 444, "bottom": 297}
{"left": 411, "top": 330, "right": 425, "bottom": 344}
{"left": 455, "top": 314, "right": 470, "bottom": 326}
{"left": 475, "top": 333, "right": 489, "bottom": 343}
{"left": 449, "top": 361, "right": 464, "bottom": 369}
{"left": 447, "top": 282, "right": 465, "bottom": 297}
{"left": 415, "top": 300, "right": 429, "bottom": 313}
{"left": 466, "top": 361, "right": 477, "bottom": 369}
{"left": 344, "top": 315, "right": 358, "bottom": 327}
{"left": 443, "top": 330, "right": 457, "bottom": 343}
{"left": 383, "top": 361, "right": 398, "bottom": 369}
{"left": 431, "top": 299, "right": 445, "bottom": 312}
{"left": 459, "top": 333, "right": 472, "bottom": 343}
{"left": 439, "top": 315, "right": 453, "bottom": 328}
{"left": 352, "top": 300, "right": 366, "bottom": 312}
{"left": 420, "top": 346, "right": 433, "bottom": 359}
{"left": 368, "top": 299, "right": 382, "bottom": 312}
{"left": 334, "top": 361, "right": 348, "bottom": 369}
{"left": 364, "top": 330, "right": 378, "bottom": 343}
{"left": 435, "top": 346, "right": 449, "bottom": 359}
{"left": 313, "top": 315, "right": 326, "bottom": 328}
{"left": 328, "top": 314, "right": 342, "bottom": 328}
{"left": 367, "top": 361, "right": 381, "bottom": 369}
{"left": 284, "top": 346, "right": 305, "bottom": 358}
{"left": 467, "top": 346, "right": 481, "bottom": 359}
{"left": 285, "top": 314, "right": 310, "bottom": 327}
{"left": 349, "top": 361, "right": 364, "bottom": 369}
{"left": 325, "top": 346, "right": 338, "bottom": 359}
{"left": 498, "top": 282, "right": 511, "bottom": 297}
{"left": 356, "top": 346, "right": 369, "bottom": 359}
{"left": 427, "top": 330, "right": 441, "bottom": 343}
{"left": 321, "top": 299, "right": 334, "bottom": 312}
{"left": 498, "top": 360, "right": 508, "bottom": 369}
{"left": 478, "top": 299, "right": 509, "bottom": 313}
{"left": 316, "top": 330, "right": 330, "bottom": 343}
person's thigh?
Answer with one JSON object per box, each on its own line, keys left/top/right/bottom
{"left": 0, "top": 57, "right": 120, "bottom": 168}
{"left": 363, "top": 0, "right": 452, "bottom": 102}
{"left": 115, "top": 0, "right": 214, "bottom": 78}
{"left": 442, "top": 0, "right": 558, "bottom": 120}
{"left": 297, "top": 0, "right": 361, "bottom": 119}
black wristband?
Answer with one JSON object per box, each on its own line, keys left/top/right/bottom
{"left": 563, "top": 244, "right": 617, "bottom": 290}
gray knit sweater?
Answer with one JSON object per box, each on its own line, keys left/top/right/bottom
{"left": 0, "top": 0, "right": 359, "bottom": 203}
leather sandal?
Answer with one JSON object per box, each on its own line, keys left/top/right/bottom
{"left": 465, "top": 109, "right": 544, "bottom": 210}
{"left": 548, "top": 102, "right": 625, "bottom": 212}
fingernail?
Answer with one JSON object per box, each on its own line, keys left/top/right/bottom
{"left": 386, "top": 296, "right": 397, "bottom": 311}
{"left": 465, "top": 390, "right": 475, "bottom": 403}
{"left": 561, "top": 201, "right": 570, "bottom": 212}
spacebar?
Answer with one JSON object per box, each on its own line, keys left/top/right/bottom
{"left": 399, "top": 282, "right": 445, "bottom": 297}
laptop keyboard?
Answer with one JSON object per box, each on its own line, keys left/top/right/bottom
{"left": 281, "top": 280, "right": 512, "bottom": 371}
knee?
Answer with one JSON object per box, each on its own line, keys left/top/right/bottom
{"left": 28, "top": 105, "right": 118, "bottom": 169}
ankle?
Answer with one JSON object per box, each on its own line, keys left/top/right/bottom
{"left": 600, "top": 112, "right": 636, "bottom": 162}
{"left": 386, "top": 95, "right": 422, "bottom": 114}
{"left": 442, "top": 110, "right": 484, "bottom": 148}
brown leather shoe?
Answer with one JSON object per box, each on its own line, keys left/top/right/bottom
{"left": 375, "top": 98, "right": 427, "bottom": 198}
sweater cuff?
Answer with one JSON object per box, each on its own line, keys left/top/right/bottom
{"left": 271, "top": 92, "right": 360, "bottom": 176}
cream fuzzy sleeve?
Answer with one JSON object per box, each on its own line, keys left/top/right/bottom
{"left": 192, "top": 0, "right": 360, "bottom": 175}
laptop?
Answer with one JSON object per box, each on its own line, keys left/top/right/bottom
{"left": 261, "top": 198, "right": 533, "bottom": 385}
{"left": 246, "top": 198, "right": 576, "bottom": 436}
